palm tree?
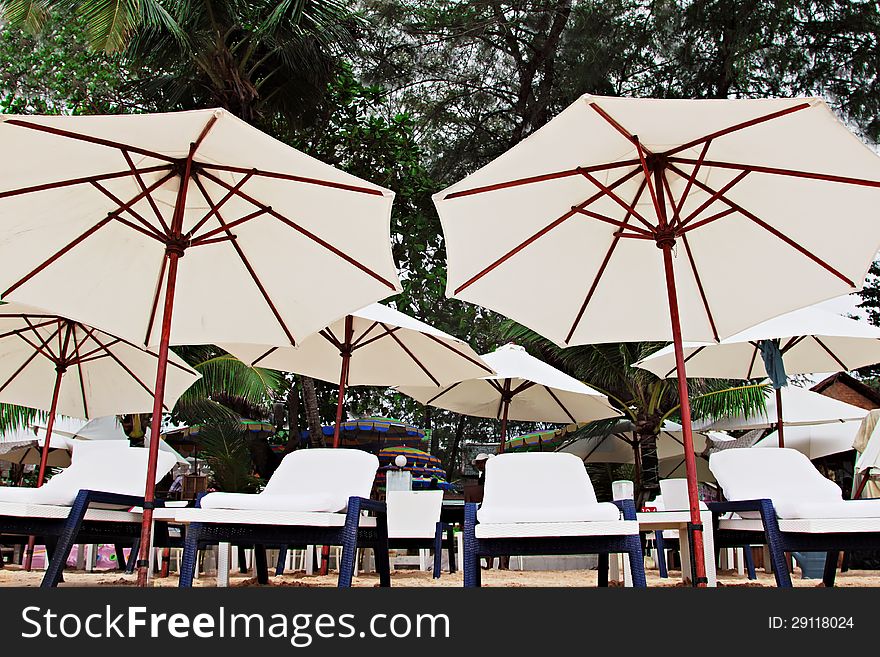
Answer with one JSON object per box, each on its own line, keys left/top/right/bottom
{"left": 503, "top": 323, "right": 768, "bottom": 503}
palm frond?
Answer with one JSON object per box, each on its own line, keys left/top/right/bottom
{"left": 1, "top": 0, "right": 50, "bottom": 33}
{"left": 176, "top": 353, "right": 286, "bottom": 413}
{"left": 0, "top": 403, "right": 46, "bottom": 434}
{"left": 669, "top": 382, "right": 771, "bottom": 424}
{"left": 197, "top": 420, "right": 258, "bottom": 493}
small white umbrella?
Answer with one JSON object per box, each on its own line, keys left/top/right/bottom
{"left": 434, "top": 95, "right": 880, "bottom": 583}
{"left": 634, "top": 305, "right": 880, "bottom": 445}
{"left": 224, "top": 303, "right": 493, "bottom": 447}
{"left": 0, "top": 303, "right": 199, "bottom": 485}
{"left": 0, "top": 425, "right": 71, "bottom": 467}
{"left": 702, "top": 385, "right": 867, "bottom": 431}
{"left": 398, "top": 343, "right": 618, "bottom": 451}
{"left": 0, "top": 109, "right": 401, "bottom": 584}
{"left": 754, "top": 420, "right": 861, "bottom": 460}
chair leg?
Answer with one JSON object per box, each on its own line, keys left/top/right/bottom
{"left": 126, "top": 538, "right": 140, "bottom": 574}
{"left": 757, "top": 501, "right": 793, "bottom": 588}
{"left": 626, "top": 536, "right": 647, "bottom": 588}
{"left": 275, "top": 547, "right": 288, "bottom": 576}
{"left": 654, "top": 531, "right": 668, "bottom": 578}
{"left": 446, "top": 525, "right": 456, "bottom": 573}
{"left": 432, "top": 523, "right": 443, "bottom": 579}
{"left": 822, "top": 550, "right": 839, "bottom": 588}
{"left": 237, "top": 547, "right": 248, "bottom": 574}
{"left": 743, "top": 546, "right": 756, "bottom": 580}
{"left": 597, "top": 552, "right": 609, "bottom": 587}
{"left": 42, "top": 491, "right": 92, "bottom": 588}
{"left": 178, "top": 523, "right": 202, "bottom": 588}
{"left": 254, "top": 545, "right": 269, "bottom": 584}
{"left": 114, "top": 544, "right": 127, "bottom": 571}
{"left": 463, "top": 504, "right": 479, "bottom": 588}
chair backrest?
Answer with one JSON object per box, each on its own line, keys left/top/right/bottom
{"left": 659, "top": 479, "right": 708, "bottom": 511}
{"left": 482, "top": 452, "right": 598, "bottom": 512}
{"left": 262, "top": 448, "right": 379, "bottom": 503}
{"left": 37, "top": 442, "right": 176, "bottom": 506}
{"left": 709, "top": 448, "right": 842, "bottom": 506}
{"left": 386, "top": 490, "right": 443, "bottom": 539}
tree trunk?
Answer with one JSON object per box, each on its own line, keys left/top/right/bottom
{"left": 425, "top": 406, "right": 435, "bottom": 455}
{"left": 634, "top": 423, "right": 661, "bottom": 508}
{"left": 284, "top": 379, "right": 303, "bottom": 453}
{"left": 301, "top": 375, "right": 325, "bottom": 448}
{"left": 445, "top": 414, "right": 467, "bottom": 479}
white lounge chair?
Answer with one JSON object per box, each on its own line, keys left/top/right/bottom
{"left": 174, "top": 448, "right": 389, "bottom": 588}
{"left": 386, "top": 490, "right": 454, "bottom": 579}
{"left": 709, "top": 447, "right": 880, "bottom": 587}
{"left": 0, "top": 441, "right": 176, "bottom": 586}
{"left": 463, "top": 452, "right": 645, "bottom": 587}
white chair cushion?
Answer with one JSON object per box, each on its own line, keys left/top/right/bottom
{"left": 710, "top": 448, "right": 846, "bottom": 519}
{"left": 197, "top": 448, "right": 379, "bottom": 513}
{"left": 773, "top": 499, "right": 880, "bottom": 520}
{"left": 477, "top": 452, "right": 621, "bottom": 524}
{"left": 0, "top": 445, "right": 175, "bottom": 507}
{"left": 476, "top": 520, "right": 638, "bottom": 538}
{"left": 200, "top": 492, "right": 344, "bottom": 513}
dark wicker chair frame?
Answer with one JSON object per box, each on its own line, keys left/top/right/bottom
{"left": 709, "top": 498, "right": 880, "bottom": 587}
{"left": 178, "top": 496, "right": 390, "bottom": 588}
{"left": 0, "top": 489, "right": 176, "bottom": 587}
{"left": 463, "top": 499, "right": 646, "bottom": 587}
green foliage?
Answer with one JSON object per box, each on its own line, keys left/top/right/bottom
{"left": 196, "top": 420, "right": 259, "bottom": 492}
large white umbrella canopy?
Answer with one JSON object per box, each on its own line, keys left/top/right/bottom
{"left": 702, "top": 385, "right": 867, "bottom": 431}
{"left": 223, "top": 303, "right": 493, "bottom": 446}
{"left": 434, "top": 94, "right": 880, "bottom": 583}
{"left": 0, "top": 109, "right": 400, "bottom": 347}
{"left": 0, "top": 109, "right": 401, "bottom": 584}
{"left": 754, "top": 420, "right": 860, "bottom": 460}
{"left": 634, "top": 305, "right": 880, "bottom": 379}
{"left": 397, "top": 343, "right": 617, "bottom": 448}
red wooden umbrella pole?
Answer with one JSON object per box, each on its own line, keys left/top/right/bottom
{"left": 776, "top": 387, "right": 785, "bottom": 448}
{"left": 660, "top": 241, "right": 708, "bottom": 587}
{"left": 23, "top": 365, "right": 65, "bottom": 571}
{"left": 135, "top": 248, "right": 180, "bottom": 587}
{"left": 854, "top": 471, "right": 871, "bottom": 499}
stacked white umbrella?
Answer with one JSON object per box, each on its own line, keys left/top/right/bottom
{"left": 224, "top": 303, "right": 494, "bottom": 447}
{"left": 0, "top": 109, "right": 401, "bottom": 584}
{"left": 634, "top": 305, "right": 880, "bottom": 446}
{"left": 701, "top": 385, "right": 866, "bottom": 431}
{"left": 433, "top": 94, "right": 880, "bottom": 582}
{"left": 849, "top": 409, "right": 880, "bottom": 499}
{"left": 559, "top": 420, "right": 734, "bottom": 482}
{"left": 398, "top": 343, "right": 618, "bottom": 450}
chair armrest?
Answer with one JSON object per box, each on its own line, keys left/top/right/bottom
{"left": 707, "top": 499, "right": 775, "bottom": 516}
{"left": 612, "top": 499, "right": 637, "bottom": 521}
{"left": 348, "top": 496, "right": 386, "bottom": 515}
{"left": 78, "top": 490, "right": 162, "bottom": 509}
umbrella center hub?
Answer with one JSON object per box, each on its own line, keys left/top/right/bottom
{"left": 165, "top": 236, "right": 190, "bottom": 258}
{"left": 654, "top": 228, "right": 676, "bottom": 249}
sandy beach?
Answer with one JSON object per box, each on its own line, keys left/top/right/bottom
{"left": 2, "top": 565, "right": 879, "bottom": 588}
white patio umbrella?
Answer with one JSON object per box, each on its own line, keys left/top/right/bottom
{"left": 0, "top": 303, "right": 199, "bottom": 486}
{"left": 34, "top": 415, "right": 188, "bottom": 465}
{"left": 0, "top": 425, "right": 70, "bottom": 467}
{"left": 754, "top": 420, "right": 861, "bottom": 460}
{"left": 223, "top": 303, "right": 493, "bottom": 447}
{"left": 398, "top": 343, "right": 618, "bottom": 451}
{"left": 634, "top": 305, "right": 880, "bottom": 445}
{"left": 434, "top": 95, "right": 880, "bottom": 583}
{"left": 559, "top": 421, "right": 732, "bottom": 483}
{"left": 702, "top": 385, "right": 866, "bottom": 431}
{"left": 0, "top": 109, "right": 400, "bottom": 584}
